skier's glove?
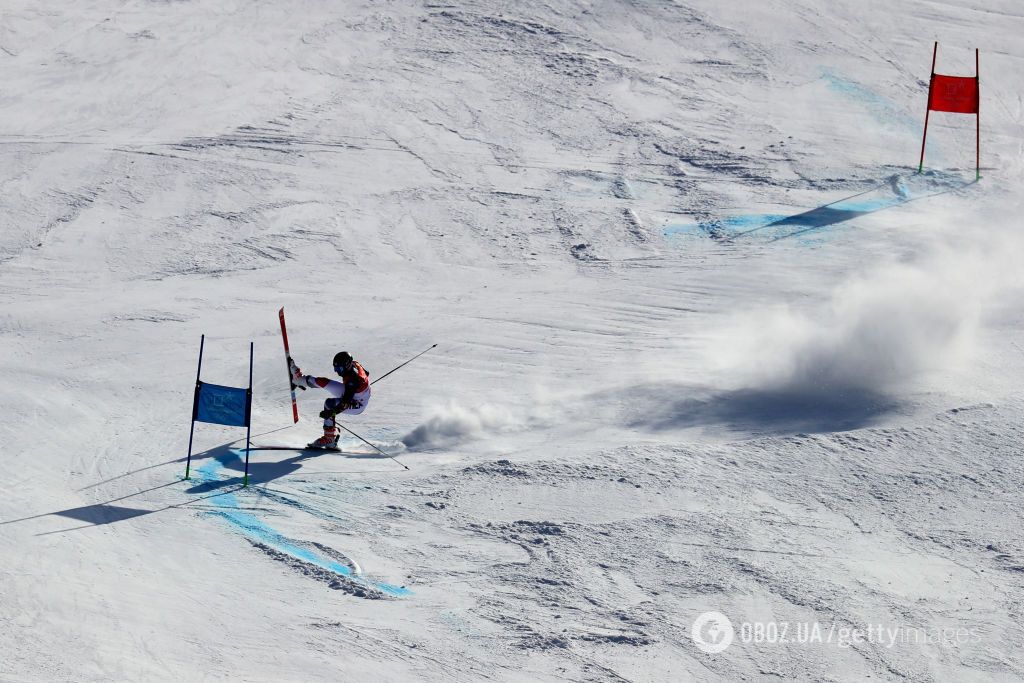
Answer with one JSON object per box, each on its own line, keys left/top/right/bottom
{"left": 288, "top": 358, "right": 307, "bottom": 390}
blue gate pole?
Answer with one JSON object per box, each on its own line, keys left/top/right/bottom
{"left": 185, "top": 334, "right": 205, "bottom": 480}
{"left": 243, "top": 341, "right": 253, "bottom": 487}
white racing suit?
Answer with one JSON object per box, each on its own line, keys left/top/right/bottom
{"left": 295, "top": 361, "right": 371, "bottom": 433}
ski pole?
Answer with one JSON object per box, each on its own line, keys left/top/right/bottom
{"left": 336, "top": 422, "right": 409, "bottom": 471}
{"left": 371, "top": 344, "right": 438, "bottom": 386}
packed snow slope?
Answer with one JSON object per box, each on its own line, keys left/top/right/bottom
{"left": 2, "top": 1, "right": 1023, "bottom": 681}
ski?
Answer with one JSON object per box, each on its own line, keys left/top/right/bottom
{"left": 279, "top": 307, "right": 299, "bottom": 423}
{"left": 250, "top": 445, "right": 343, "bottom": 452}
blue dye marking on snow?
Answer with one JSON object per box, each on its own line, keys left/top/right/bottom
{"left": 820, "top": 69, "right": 918, "bottom": 131}
{"left": 834, "top": 198, "right": 897, "bottom": 213}
{"left": 664, "top": 183, "right": 917, "bottom": 243}
{"left": 661, "top": 222, "right": 706, "bottom": 238}
{"left": 664, "top": 213, "right": 791, "bottom": 240}
{"left": 665, "top": 201, "right": 894, "bottom": 242}
{"left": 194, "top": 451, "right": 410, "bottom": 597}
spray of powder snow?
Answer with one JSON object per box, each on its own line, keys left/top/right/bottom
{"left": 712, "top": 232, "right": 1022, "bottom": 399}
{"left": 402, "top": 401, "right": 534, "bottom": 449}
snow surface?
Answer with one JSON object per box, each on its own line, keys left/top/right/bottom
{"left": 2, "top": 1, "right": 1023, "bottom": 680}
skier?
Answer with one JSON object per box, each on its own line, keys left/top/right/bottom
{"left": 289, "top": 351, "right": 371, "bottom": 449}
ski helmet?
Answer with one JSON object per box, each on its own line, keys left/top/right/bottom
{"left": 333, "top": 351, "right": 353, "bottom": 373}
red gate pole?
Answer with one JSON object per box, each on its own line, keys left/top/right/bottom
{"left": 919, "top": 41, "right": 938, "bottom": 173}
{"left": 975, "top": 48, "right": 980, "bottom": 181}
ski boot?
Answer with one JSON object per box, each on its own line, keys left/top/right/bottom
{"left": 307, "top": 426, "right": 340, "bottom": 451}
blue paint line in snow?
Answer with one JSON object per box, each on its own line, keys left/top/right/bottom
{"left": 664, "top": 70, "right": 958, "bottom": 244}
{"left": 820, "top": 69, "right": 918, "bottom": 131}
{"left": 664, "top": 179, "right": 917, "bottom": 242}
{"left": 663, "top": 214, "right": 786, "bottom": 238}
{"left": 835, "top": 198, "right": 897, "bottom": 212}
{"left": 194, "top": 450, "right": 410, "bottom": 597}
{"left": 664, "top": 213, "right": 816, "bottom": 241}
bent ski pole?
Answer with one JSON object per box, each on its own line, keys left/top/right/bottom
{"left": 336, "top": 422, "right": 409, "bottom": 471}
{"left": 371, "top": 344, "right": 438, "bottom": 386}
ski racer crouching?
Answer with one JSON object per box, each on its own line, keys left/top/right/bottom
{"left": 289, "top": 351, "right": 370, "bottom": 449}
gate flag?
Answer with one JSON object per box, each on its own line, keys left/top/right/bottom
{"left": 195, "top": 383, "right": 250, "bottom": 427}
{"left": 929, "top": 74, "right": 979, "bottom": 114}
{"left": 184, "top": 335, "right": 255, "bottom": 485}
{"left": 919, "top": 42, "right": 980, "bottom": 179}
